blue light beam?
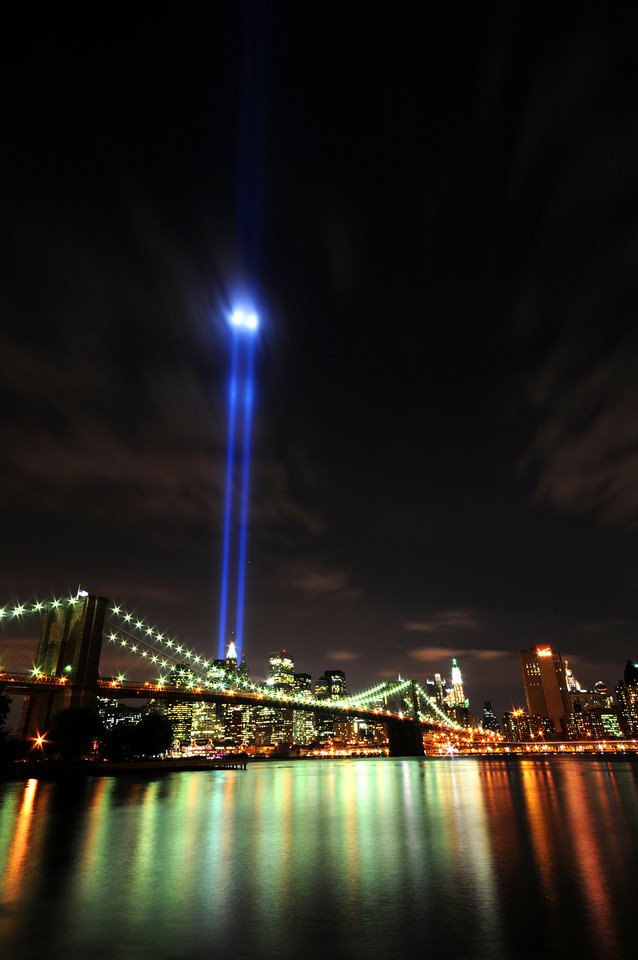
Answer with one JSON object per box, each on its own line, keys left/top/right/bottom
{"left": 217, "top": 332, "right": 240, "bottom": 659}
{"left": 234, "top": 336, "right": 256, "bottom": 663}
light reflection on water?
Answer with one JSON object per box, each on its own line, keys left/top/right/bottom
{"left": 1, "top": 758, "right": 638, "bottom": 960}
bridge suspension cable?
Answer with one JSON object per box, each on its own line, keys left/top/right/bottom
{"left": 1, "top": 595, "right": 459, "bottom": 730}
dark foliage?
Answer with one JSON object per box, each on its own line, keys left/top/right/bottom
{"left": 0, "top": 690, "right": 12, "bottom": 729}
{"left": 103, "top": 711, "right": 173, "bottom": 760}
{"left": 48, "top": 707, "right": 104, "bottom": 760}
{"left": 0, "top": 734, "right": 29, "bottom": 764}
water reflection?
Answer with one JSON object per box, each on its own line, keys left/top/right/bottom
{"left": 3, "top": 779, "right": 40, "bottom": 902}
{"left": 0, "top": 759, "right": 637, "bottom": 960}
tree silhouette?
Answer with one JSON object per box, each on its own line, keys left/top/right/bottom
{"left": 48, "top": 707, "right": 103, "bottom": 760}
{"left": 103, "top": 710, "right": 173, "bottom": 760}
{"left": 0, "top": 690, "right": 11, "bottom": 729}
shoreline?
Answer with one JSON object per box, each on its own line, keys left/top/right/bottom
{"left": 0, "top": 756, "right": 248, "bottom": 781}
{"left": 1, "top": 750, "right": 637, "bottom": 782}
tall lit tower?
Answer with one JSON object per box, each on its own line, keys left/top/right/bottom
{"left": 451, "top": 658, "right": 466, "bottom": 707}
{"left": 520, "top": 645, "right": 570, "bottom": 736}
{"left": 217, "top": 307, "right": 259, "bottom": 663}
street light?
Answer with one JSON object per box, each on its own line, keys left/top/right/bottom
{"left": 31, "top": 731, "right": 47, "bottom": 752}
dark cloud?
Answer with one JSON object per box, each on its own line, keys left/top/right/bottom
{"left": 402, "top": 610, "right": 479, "bottom": 633}
{"left": 326, "top": 649, "right": 361, "bottom": 662}
{"left": 408, "top": 647, "right": 509, "bottom": 664}
{"left": 0, "top": 335, "right": 222, "bottom": 522}
{"left": 266, "top": 558, "right": 361, "bottom": 601}
{"left": 575, "top": 619, "right": 625, "bottom": 634}
{"left": 524, "top": 341, "right": 638, "bottom": 527}
{"left": 2, "top": 4, "right": 638, "bottom": 722}
{"left": 252, "top": 460, "right": 325, "bottom": 536}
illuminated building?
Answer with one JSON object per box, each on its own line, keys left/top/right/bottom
{"left": 565, "top": 703, "right": 623, "bottom": 740}
{"left": 163, "top": 700, "right": 194, "bottom": 745}
{"left": 164, "top": 662, "right": 198, "bottom": 745}
{"left": 502, "top": 709, "right": 552, "bottom": 742}
{"left": 268, "top": 650, "right": 295, "bottom": 690}
{"left": 616, "top": 683, "right": 638, "bottom": 737}
{"left": 568, "top": 685, "right": 613, "bottom": 713}
{"left": 616, "top": 660, "right": 638, "bottom": 737}
{"left": 292, "top": 673, "right": 317, "bottom": 745}
{"left": 481, "top": 701, "right": 500, "bottom": 734}
{"left": 315, "top": 670, "right": 347, "bottom": 700}
{"left": 446, "top": 705, "right": 473, "bottom": 728}
{"left": 263, "top": 649, "right": 294, "bottom": 745}
{"left": 220, "top": 702, "right": 254, "bottom": 747}
{"left": 451, "top": 658, "right": 467, "bottom": 707}
{"left": 190, "top": 701, "right": 224, "bottom": 741}
{"left": 564, "top": 680, "right": 616, "bottom": 739}
{"left": 594, "top": 679, "right": 613, "bottom": 702}
{"left": 333, "top": 717, "right": 356, "bottom": 742}
{"left": 215, "top": 639, "right": 238, "bottom": 675}
{"left": 270, "top": 707, "right": 293, "bottom": 746}
{"left": 502, "top": 710, "right": 530, "bottom": 741}
{"left": 293, "top": 672, "right": 311, "bottom": 694}
{"left": 593, "top": 709, "right": 624, "bottom": 739}
{"left": 520, "top": 645, "right": 570, "bottom": 737}
{"left": 434, "top": 673, "right": 447, "bottom": 706}
{"left": 97, "top": 696, "right": 143, "bottom": 730}
{"left": 423, "top": 673, "right": 449, "bottom": 711}
{"left": 206, "top": 661, "right": 224, "bottom": 686}
{"left": 565, "top": 661, "right": 582, "bottom": 692}
{"left": 253, "top": 704, "right": 278, "bottom": 748}
{"left": 564, "top": 675, "right": 619, "bottom": 740}
{"left": 315, "top": 670, "right": 347, "bottom": 740}
{"left": 170, "top": 662, "right": 196, "bottom": 688}
{"left": 423, "top": 677, "right": 438, "bottom": 705}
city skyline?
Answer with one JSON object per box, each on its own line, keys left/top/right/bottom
{"left": 3, "top": 5, "right": 638, "bottom": 718}
{"left": 3, "top": 589, "right": 635, "bottom": 731}
{"left": 4, "top": 591, "right": 638, "bottom": 751}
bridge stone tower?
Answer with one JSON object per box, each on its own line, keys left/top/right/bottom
{"left": 386, "top": 718, "right": 425, "bottom": 757}
{"left": 19, "top": 594, "right": 108, "bottom": 739}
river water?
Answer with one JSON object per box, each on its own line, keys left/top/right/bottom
{"left": 1, "top": 757, "right": 638, "bottom": 960}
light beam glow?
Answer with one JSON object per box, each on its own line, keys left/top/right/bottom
{"left": 218, "top": 332, "right": 240, "bottom": 659}
{"left": 234, "top": 336, "right": 256, "bottom": 663}
{"left": 217, "top": 306, "right": 259, "bottom": 663}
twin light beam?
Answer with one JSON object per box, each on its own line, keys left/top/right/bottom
{"left": 217, "top": 307, "right": 259, "bottom": 663}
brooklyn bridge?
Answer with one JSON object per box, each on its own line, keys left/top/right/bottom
{"left": 0, "top": 593, "right": 485, "bottom": 757}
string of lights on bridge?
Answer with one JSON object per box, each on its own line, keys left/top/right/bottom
{"left": 0, "top": 595, "right": 460, "bottom": 727}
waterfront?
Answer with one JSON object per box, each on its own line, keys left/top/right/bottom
{"left": 1, "top": 758, "right": 638, "bottom": 960}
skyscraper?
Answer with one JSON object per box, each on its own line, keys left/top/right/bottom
{"left": 482, "top": 700, "right": 500, "bottom": 733}
{"left": 265, "top": 649, "right": 295, "bottom": 744}
{"left": 315, "top": 670, "right": 347, "bottom": 700}
{"left": 616, "top": 659, "right": 638, "bottom": 737}
{"left": 450, "top": 658, "right": 467, "bottom": 707}
{"left": 315, "top": 670, "right": 347, "bottom": 741}
{"left": 520, "top": 646, "right": 570, "bottom": 736}
{"left": 268, "top": 650, "right": 295, "bottom": 689}
{"left": 292, "top": 673, "right": 316, "bottom": 745}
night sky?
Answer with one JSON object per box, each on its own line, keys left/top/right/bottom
{"left": 3, "top": 4, "right": 638, "bottom": 717}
